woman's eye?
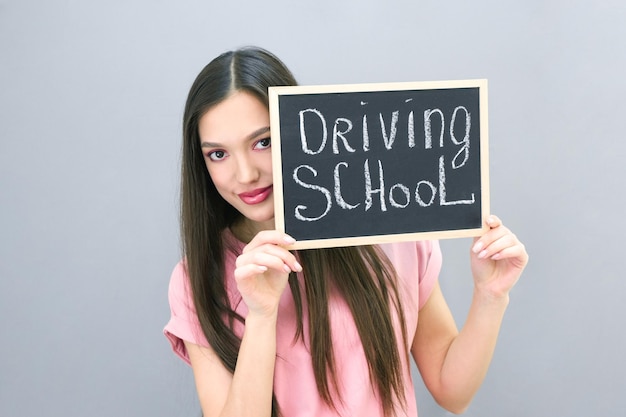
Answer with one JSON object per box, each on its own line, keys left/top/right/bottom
{"left": 254, "top": 137, "right": 271, "bottom": 150}
{"left": 208, "top": 150, "right": 227, "bottom": 161}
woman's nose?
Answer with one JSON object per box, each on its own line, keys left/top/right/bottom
{"left": 234, "top": 156, "right": 260, "bottom": 184}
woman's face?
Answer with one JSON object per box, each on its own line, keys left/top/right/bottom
{"left": 198, "top": 91, "right": 275, "bottom": 232}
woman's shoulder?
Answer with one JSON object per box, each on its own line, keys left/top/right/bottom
{"left": 379, "top": 240, "right": 442, "bottom": 309}
{"left": 167, "top": 260, "right": 193, "bottom": 314}
{"left": 379, "top": 239, "right": 441, "bottom": 266}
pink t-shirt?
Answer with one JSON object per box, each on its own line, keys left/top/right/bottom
{"left": 164, "top": 231, "right": 442, "bottom": 417}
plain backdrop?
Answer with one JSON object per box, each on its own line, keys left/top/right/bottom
{"left": 1, "top": 1, "right": 625, "bottom": 416}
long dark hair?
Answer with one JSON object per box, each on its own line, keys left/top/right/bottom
{"left": 180, "top": 46, "right": 408, "bottom": 417}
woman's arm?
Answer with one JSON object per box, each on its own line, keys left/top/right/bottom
{"left": 412, "top": 215, "right": 528, "bottom": 414}
{"left": 185, "top": 312, "right": 279, "bottom": 417}
{"left": 186, "top": 230, "right": 301, "bottom": 417}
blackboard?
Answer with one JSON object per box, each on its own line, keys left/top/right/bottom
{"left": 269, "top": 80, "right": 489, "bottom": 249}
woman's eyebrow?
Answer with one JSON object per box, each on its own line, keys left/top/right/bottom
{"left": 200, "top": 141, "right": 222, "bottom": 148}
{"left": 246, "top": 126, "right": 270, "bottom": 140}
{"left": 200, "top": 126, "right": 270, "bottom": 149}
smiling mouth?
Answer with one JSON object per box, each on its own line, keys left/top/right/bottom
{"left": 238, "top": 185, "right": 273, "bottom": 205}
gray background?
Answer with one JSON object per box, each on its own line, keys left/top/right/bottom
{"left": 1, "top": 0, "right": 624, "bottom": 416}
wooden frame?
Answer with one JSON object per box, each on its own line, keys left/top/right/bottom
{"left": 269, "top": 80, "right": 490, "bottom": 250}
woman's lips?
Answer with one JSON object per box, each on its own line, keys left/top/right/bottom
{"left": 238, "top": 185, "right": 273, "bottom": 205}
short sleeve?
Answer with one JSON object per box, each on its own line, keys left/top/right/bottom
{"left": 380, "top": 240, "right": 443, "bottom": 310}
{"left": 414, "top": 240, "right": 442, "bottom": 309}
{"left": 163, "top": 261, "right": 209, "bottom": 365}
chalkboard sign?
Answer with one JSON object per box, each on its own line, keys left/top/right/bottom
{"left": 269, "top": 80, "right": 489, "bottom": 249}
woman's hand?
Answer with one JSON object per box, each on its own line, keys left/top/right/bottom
{"left": 234, "top": 230, "right": 302, "bottom": 318}
{"left": 470, "top": 215, "right": 529, "bottom": 300}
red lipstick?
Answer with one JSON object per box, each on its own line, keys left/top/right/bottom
{"left": 238, "top": 185, "right": 273, "bottom": 205}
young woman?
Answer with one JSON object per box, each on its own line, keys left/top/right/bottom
{"left": 164, "top": 46, "right": 528, "bottom": 417}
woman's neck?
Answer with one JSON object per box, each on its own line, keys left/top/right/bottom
{"left": 231, "top": 217, "right": 275, "bottom": 244}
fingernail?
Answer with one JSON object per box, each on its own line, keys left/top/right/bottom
{"left": 472, "top": 242, "right": 483, "bottom": 253}
{"left": 283, "top": 235, "right": 296, "bottom": 244}
{"left": 478, "top": 250, "right": 487, "bottom": 259}
{"left": 283, "top": 264, "right": 292, "bottom": 273}
{"left": 293, "top": 261, "right": 302, "bottom": 272}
